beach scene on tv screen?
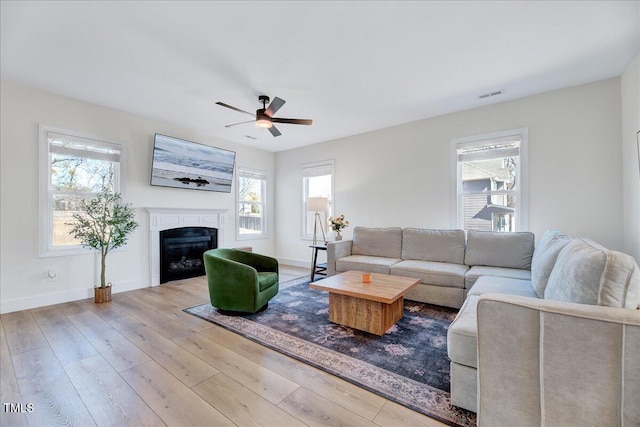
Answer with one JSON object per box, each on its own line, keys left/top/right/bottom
{"left": 151, "top": 134, "right": 235, "bottom": 192}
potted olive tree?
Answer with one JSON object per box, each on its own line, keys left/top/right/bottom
{"left": 68, "top": 191, "right": 139, "bottom": 303}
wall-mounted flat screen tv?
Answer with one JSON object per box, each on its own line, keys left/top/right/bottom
{"left": 150, "top": 133, "right": 236, "bottom": 193}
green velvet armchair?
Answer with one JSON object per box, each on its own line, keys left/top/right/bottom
{"left": 203, "top": 248, "right": 279, "bottom": 314}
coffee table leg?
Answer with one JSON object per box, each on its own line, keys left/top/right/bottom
{"left": 328, "top": 293, "right": 404, "bottom": 336}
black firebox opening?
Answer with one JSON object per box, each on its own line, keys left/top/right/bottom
{"left": 160, "top": 227, "right": 217, "bottom": 284}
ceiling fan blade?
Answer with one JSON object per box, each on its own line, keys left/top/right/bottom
{"left": 272, "top": 118, "right": 313, "bottom": 126}
{"left": 225, "top": 120, "right": 255, "bottom": 128}
{"left": 216, "top": 102, "right": 254, "bottom": 117}
{"left": 268, "top": 125, "right": 282, "bottom": 137}
{"left": 265, "top": 97, "right": 286, "bottom": 117}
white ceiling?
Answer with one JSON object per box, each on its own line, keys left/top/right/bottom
{"left": 1, "top": 1, "right": 639, "bottom": 152}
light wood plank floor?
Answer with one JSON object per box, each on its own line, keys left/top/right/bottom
{"left": 0, "top": 266, "right": 447, "bottom": 427}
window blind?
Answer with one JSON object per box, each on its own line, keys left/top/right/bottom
{"left": 48, "top": 132, "right": 121, "bottom": 163}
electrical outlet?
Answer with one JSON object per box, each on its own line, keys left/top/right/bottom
{"left": 47, "top": 270, "right": 57, "bottom": 282}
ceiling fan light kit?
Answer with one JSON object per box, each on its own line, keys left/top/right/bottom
{"left": 256, "top": 116, "right": 272, "bottom": 129}
{"left": 255, "top": 99, "right": 273, "bottom": 128}
{"left": 216, "top": 95, "right": 312, "bottom": 137}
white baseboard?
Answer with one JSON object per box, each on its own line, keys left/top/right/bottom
{"left": 278, "top": 258, "right": 311, "bottom": 269}
{"left": 0, "top": 278, "right": 147, "bottom": 314}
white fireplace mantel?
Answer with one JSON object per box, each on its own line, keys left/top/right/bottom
{"left": 146, "top": 208, "right": 227, "bottom": 286}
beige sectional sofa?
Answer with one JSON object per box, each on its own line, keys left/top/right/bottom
{"left": 448, "top": 230, "right": 640, "bottom": 426}
{"left": 327, "top": 226, "right": 535, "bottom": 309}
{"left": 327, "top": 227, "right": 640, "bottom": 425}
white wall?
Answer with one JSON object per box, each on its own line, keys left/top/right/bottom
{"left": 275, "top": 78, "right": 627, "bottom": 266}
{"left": 0, "top": 82, "right": 275, "bottom": 313}
{"left": 621, "top": 50, "right": 640, "bottom": 262}
{"left": 2, "top": 75, "right": 634, "bottom": 313}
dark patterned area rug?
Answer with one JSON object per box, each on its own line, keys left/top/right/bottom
{"left": 185, "top": 276, "right": 476, "bottom": 427}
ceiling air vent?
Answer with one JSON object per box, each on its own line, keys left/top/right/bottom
{"left": 478, "top": 90, "right": 503, "bottom": 99}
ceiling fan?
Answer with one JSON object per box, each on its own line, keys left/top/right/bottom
{"left": 216, "top": 95, "right": 312, "bottom": 137}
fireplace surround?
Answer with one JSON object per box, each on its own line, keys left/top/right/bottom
{"left": 147, "top": 208, "right": 227, "bottom": 286}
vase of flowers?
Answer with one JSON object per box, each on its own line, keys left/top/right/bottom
{"left": 328, "top": 214, "right": 349, "bottom": 241}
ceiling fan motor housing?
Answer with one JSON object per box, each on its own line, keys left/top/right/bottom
{"left": 255, "top": 108, "right": 272, "bottom": 128}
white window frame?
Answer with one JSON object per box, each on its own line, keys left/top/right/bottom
{"left": 38, "top": 125, "right": 125, "bottom": 257}
{"left": 301, "top": 160, "right": 334, "bottom": 241}
{"left": 236, "top": 166, "right": 268, "bottom": 240}
{"left": 451, "top": 128, "right": 528, "bottom": 231}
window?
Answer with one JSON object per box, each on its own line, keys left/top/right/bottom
{"left": 39, "top": 126, "right": 121, "bottom": 256}
{"left": 237, "top": 167, "right": 267, "bottom": 239}
{"left": 452, "top": 128, "right": 528, "bottom": 232}
{"left": 301, "top": 160, "right": 334, "bottom": 240}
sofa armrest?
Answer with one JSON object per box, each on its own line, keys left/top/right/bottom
{"left": 476, "top": 293, "right": 640, "bottom": 427}
{"left": 326, "top": 240, "right": 353, "bottom": 276}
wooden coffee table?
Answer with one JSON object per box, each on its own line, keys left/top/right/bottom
{"left": 309, "top": 270, "right": 420, "bottom": 335}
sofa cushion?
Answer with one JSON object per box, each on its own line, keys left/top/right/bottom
{"left": 257, "top": 272, "right": 278, "bottom": 292}
{"left": 391, "top": 260, "right": 468, "bottom": 289}
{"left": 465, "top": 266, "right": 532, "bottom": 290}
{"left": 467, "top": 276, "right": 538, "bottom": 299}
{"left": 545, "top": 238, "right": 640, "bottom": 308}
{"left": 465, "top": 230, "right": 535, "bottom": 269}
{"left": 401, "top": 228, "right": 466, "bottom": 264}
{"left": 351, "top": 227, "right": 403, "bottom": 259}
{"left": 335, "top": 255, "right": 402, "bottom": 275}
{"left": 531, "top": 230, "right": 572, "bottom": 298}
{"left": 447, "top": 295, "right": 480, "bottom": 368}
